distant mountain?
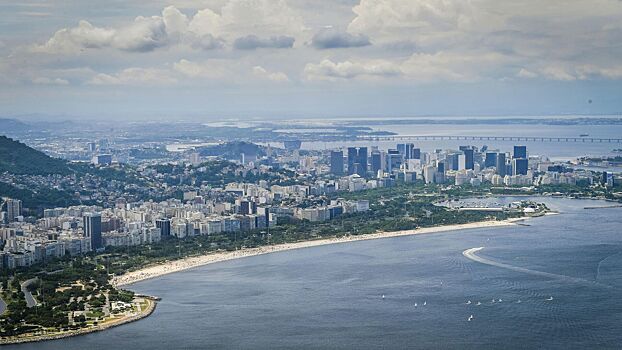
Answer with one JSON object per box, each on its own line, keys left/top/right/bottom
{"left": 0, "top": 135, "right": 72, "bottom": 175}
{"left": 0, "top": 118, "right": 34, "bottom": 133}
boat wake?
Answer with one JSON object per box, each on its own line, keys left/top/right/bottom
{"left": 462, "top": 247, "right": 606, "bottom": 287}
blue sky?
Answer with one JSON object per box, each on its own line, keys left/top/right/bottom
{"left": 1, "top": 0, "right": 621, "bottom": 120}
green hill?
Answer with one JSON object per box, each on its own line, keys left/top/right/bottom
{"left": 0, "top": 135, "right": 72, "bottom": 175}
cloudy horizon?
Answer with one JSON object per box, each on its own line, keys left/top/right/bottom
{"left": 1, "top": 0, "right": 621, "bottom": 120}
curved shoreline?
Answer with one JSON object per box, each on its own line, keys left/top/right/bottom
{"left": 113, "top": 217, "right": 528, "bottom": 287}
{"left": 0, "top": 296, "right": 157, "bottom": 345}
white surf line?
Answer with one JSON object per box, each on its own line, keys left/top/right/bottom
{"left": 463, "top": 247, "right": 605, "bottom": 287}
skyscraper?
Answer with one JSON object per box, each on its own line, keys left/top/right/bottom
{"left": 358, "top": 147, "right": 368, "bottom": 176}
{"left": 463, "top": 148, "right": 475, "bottom": 170}
{"left": 156, "top": 219, "right": 171, "bottom": 236}
{"left": 496, "top": 153, "right": 507, "bottom": 177}
{"left": 347, "top": 147, "right": 357, "bottom": 175}
{"left": 412, "top": 148, "right": 421, "bottom": 160}
{"left": 446, "top": 153, "right": 460, "bottom": 171}
{"left": 6, "top": 199, "right": 22, "bottom": 222}
{"left": 405, "top": 143, "right": 414, "bottom": 160}
{"left": 512, "top": 158, "right": 529, "bottom": 175}
{"left": 347, "top": 147, "right": 368, "bottom": 177}
{"left": 371, "top": 150, "right": 382, "bottom": 175}
{"left": 397, "top": 144, "right": 407, "bottom": 157}
{"left": 437, "top": 161, "right": 445, "bottom": 174}
{"left": 485, "top": 152, "right": 498, "bottom": 168}
{"left": 513, "top": 145, "right": 527, "bottom": 159}
{"left": 458, "top": 154, "right": 466, "bottom": 170}
{"left": 83, "top": 213, "right": 103, "bottom": 251}
{"left": 386, "top": 149, "right": 402, "bottom": 172}
{"left": 397, "top": 143, "right": 415, "bottom": 159}
{"left": 330, "top": 150, "right": 344, "bottom": 175}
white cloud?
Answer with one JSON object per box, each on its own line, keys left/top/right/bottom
{"left": 173, "top": 59, "right": 230, "bottom": 79}
{"left": 112, "top": 16, "right": 169, "bottom": 52}
{"left": 304, "top": 59, "right": 401, "bottom": 81}
{"left": 162, "top": 6, "right": 189, "bottom": 38}
{"left": 516, "top": 68, "right": 538, "bottom": 79}
{"left": 348, "top": 0, "right": 476, "bottom": 47}
{"left": 9, "top": 0, "right": 622, "bottom": 89}
{"left": 34, "top": 20, "right": 115, "bottom": 53}
{"left": 252, "top": 66, "right": 289, "bottom": 82}
{"left": 88, "top": 67, "right": 177, "bottom": 85}
{"left": 193, "top": 0, "right": 307, "bottom": 40}
{"left": 31, "top": 1, "right": 307, "bottom": 54}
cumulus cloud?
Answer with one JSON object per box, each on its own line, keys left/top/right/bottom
{"left": 304, "top": 59, "right": 401, "bottom": 81}
{"left": 344, "top": 0, "right": 622, "bottom": 82}
{"left": 10, "top": 0, "right": 622, "bottom": 88}
{"left": 34, "top": 20, "right": 115, "bottom": 53}
{"left": 252, "top": 66, "right": 289, "bottom": 82}
{"left": 32, "top": 0, "right": 306, "bottom": 54}
{"left": 112, "top": 16, "right": 169, "bottom": 52}
{"left": 233, "top": 35, "right": 295, "bottom": 50}
{"left": 88, "top": 68, "right": 177, "bottom": 85}
{"left": 310, "top": 28, "right": 371, "bottom": 49}
{"left": 348, "top": 0, "right": 474, "bottom": 47}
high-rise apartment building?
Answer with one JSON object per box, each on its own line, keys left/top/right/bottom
{"left": 83, "top": 213, "right": 103, "bottom": 250}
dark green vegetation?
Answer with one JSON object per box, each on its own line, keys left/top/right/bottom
{"left": 0, "top": 136, "right": 153, "bottom": 211}
{"left": 0, "top": 182, "right": 77, "bottom": 209}
{"left": 0, "top": 136, "right": 72, "bottom": 176}
{"left": 0, "top": 257, "right": 137, "bottom": 338}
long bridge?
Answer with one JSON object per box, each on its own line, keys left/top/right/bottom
{"left": 356, "top": 135, "right": 622, "bottom": 143}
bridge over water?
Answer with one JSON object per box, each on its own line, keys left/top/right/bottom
{"left": 356, "top": 135, "right": 622, "bottom": 143}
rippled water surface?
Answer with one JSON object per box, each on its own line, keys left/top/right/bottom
{"left": 6, "top": 197, "right": 622, "bottom": 349}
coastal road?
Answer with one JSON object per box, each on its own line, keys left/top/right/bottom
{"left": 21, "top": 278, "right": 39, "bottom": 307}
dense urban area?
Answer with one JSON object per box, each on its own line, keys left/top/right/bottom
{"left": 0, "top": 118, "right": 620, "bottom": 343}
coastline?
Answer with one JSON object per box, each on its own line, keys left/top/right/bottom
{"left": 113, "top": 217, "right": 527, "bottom": 287}
{"left": 0, "top": 296, "right": 157, "bottom": 345}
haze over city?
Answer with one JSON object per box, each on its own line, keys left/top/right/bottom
{"left": 1, "top": 0, "right": 622, "bottom": 119}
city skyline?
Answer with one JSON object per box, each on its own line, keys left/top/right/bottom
{"left": 1, "top": 0, "right": 622, "bottom": 119}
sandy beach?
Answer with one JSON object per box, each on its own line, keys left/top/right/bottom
{"left": 112, "top": 218, "right": 526, "bottom": 287}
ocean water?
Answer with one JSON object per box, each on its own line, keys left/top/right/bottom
{"left": 5, "top": 197, "right": 622, "bottom": 349}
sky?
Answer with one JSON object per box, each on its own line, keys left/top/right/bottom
{"left": 0, "top": 0, "right": 621, "bottom": 120}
